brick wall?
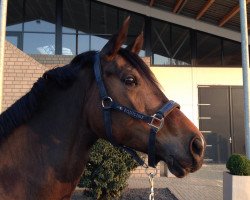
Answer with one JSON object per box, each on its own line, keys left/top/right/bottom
{"left": 3, "top": 44, "right": 165, "bottom": 177}
{"left": 31, "top": 54, "right": 74, "bottom": 69}
{"left": 3, "top": 41, "right": 46, "bottom": 111}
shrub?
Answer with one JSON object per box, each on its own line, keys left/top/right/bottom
{"left": 78, "top": 139, "right": 139, "bottom": 199}
{"left": 226, "top": 154, "right": 250, "bottom": 176}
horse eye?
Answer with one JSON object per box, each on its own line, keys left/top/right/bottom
{"left": 124, "top": 76, "right": 137, "bottom": 86}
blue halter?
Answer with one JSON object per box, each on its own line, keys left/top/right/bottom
{"left": 93, "top": 52, "right": 180, "bottom": 168}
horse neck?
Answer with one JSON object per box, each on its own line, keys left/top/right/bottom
{"left": 0, "top": 67, "right": 97, "bottom": 200}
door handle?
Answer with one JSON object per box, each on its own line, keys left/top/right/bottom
{"left": 229, "top": 137, "right": 232, "bottom": 143}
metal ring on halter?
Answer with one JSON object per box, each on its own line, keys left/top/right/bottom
{"left": 145, "top": 167, "right": 158, "bottom": 177}
{"left": 101, "top": 96, "right": 113, "bottom": 109}
{"left": 148, "top": 114, "right": 164, "bottom": 132}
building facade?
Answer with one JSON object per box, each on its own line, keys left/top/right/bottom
{"left": 4, "top": 0, "right": 247, "bottom": 172}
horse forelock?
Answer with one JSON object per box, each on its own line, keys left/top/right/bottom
{"left": 118, "top": 49, "right": 162, "bottom": 91}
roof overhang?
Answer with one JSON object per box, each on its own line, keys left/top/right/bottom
{"left": 97, "top": 0, "right": 246, "bottom": 43}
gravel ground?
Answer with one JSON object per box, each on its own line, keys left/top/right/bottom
{"left": 72, "top": 188, "right": 178, "bottom": 200}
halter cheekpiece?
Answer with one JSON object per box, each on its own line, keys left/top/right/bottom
{"left": 93, "top": 52, "right": 180, "bottom": 168}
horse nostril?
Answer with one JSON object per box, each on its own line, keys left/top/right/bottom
{"left": 190, "top": 137, "right": 204, "bottom": 157}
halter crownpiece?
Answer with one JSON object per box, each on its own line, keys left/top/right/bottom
{"left": 93, "top": 52, "right": 180, "bottom": 167}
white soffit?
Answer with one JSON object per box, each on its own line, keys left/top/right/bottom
{"left": 97, "top": 0, "right": 246, "bottom": 43}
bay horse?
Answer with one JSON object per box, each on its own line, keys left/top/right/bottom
{"left": 0, "top": 17, "right": 205, "bottom": 200}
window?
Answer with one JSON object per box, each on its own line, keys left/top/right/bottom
{"left": 62, "top": 35, "right": 76, "bottom": 55}
{"left": 24, "top": 0, "right": 56, "bottom": 32}
{"left": 6, "top": 35, "right": 18, "bottom": 46}
{"left": 6, "top": 0, "right": 23, "bottom": 31}
{"left": 23, "top": 0, "right": 56, "bottom": 54}
{"left": 5, "top": 0, "right": 243, "bottom": 67}
{"left": 63, "top": 0, "right": 90, "bottom": 54}
{"left": 24, "top": 20, "right": 55, "bottom": 33}
{"left": 151, "top": 20, "right": 191, "bottom": 66}
{"left": 196, "top": 32, "right": 222, "bottom": 66}
{"left": 91, "top": 2, "right": 117, "bottom": 35}
{"left": 151, "top": 20, "right": 171, "bottom": 65}
{"left": 78, "top": 35, "right": 90, "bottom": 53}
{"left": 123, "top": 36, "right": 145, "bottom": 57}
{"left": 119, "top": 12, "right": 145, "bottom": 56}
{"left": 6, "top": 0, "right": 23, "bottom": 49}
{"left": 6, "top": 32, "right": 22, "bottom": 49}
{"left": 119, "top": 11, "right": 144, "bottom": 36}
{"left": 171, "top": 25, "right": 191, "bottom": 65}
{"left": 90, "top": 35, "right": 110, "bottom": 51}
{"left": 223, "top": 40, "right": 242, "bottom": 66}
{"left": 63, "top": 0, "right": 90, "bottom": 33}
{"left": 23, "top": 33, "right": 55, "bottom": 54}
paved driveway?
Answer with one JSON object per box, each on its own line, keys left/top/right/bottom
{"left": 127, "top": 164, "right": 226, "bottom": 200}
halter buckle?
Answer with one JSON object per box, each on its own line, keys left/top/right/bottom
{"left": 148, "top": 114, "right": 164, "bottom": 132}
{"left": 102, "top": 96, "right": 113, "bottom": 109}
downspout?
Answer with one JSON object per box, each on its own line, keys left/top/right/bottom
{"left": 239, "top": 0, "right": 250, "bottom": 159}
{"left": 0, "top": 0, "right": 8, "bottom": 113}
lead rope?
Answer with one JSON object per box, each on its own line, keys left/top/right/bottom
{"left": 146, "top": 168, "right": 157, "bottom": 200}
{"left": 149, "top": 173, "right": 155, "bottom": 200}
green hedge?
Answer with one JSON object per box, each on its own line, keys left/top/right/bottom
{"left": 226, "top": 154, "right": 250, "bottom": 176}
{"left": 78, "top": 139, "right": 139, "bottom": 199}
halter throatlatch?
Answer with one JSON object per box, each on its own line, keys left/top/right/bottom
{"left": 93, "top": 52, "right": 180, "bottom": 167}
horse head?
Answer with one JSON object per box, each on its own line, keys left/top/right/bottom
{"left": 86, "top": 17, "right": 205, "bottom": 178}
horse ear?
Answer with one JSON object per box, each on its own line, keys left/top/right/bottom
{"left": 126, "top": 31, "right": 144, "bottom": 54}
{"left": 101, "top": 16, "right": 130, "bottom": 61}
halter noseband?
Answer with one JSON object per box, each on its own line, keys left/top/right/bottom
{"left": 93, "top": 52, "right": 180, "bottom": 168}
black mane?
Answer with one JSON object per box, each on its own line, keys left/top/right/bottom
{"left": 0, "top": 51, "right": 97, "bottom": 140}
{"left": 0, "top": 49, "right": 160, "bottom": 141}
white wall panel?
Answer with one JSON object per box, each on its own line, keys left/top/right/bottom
{"left": 151, "top": 67, "right": 243, "bottom": 127}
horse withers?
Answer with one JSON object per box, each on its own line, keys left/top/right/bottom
{"left": 0, "top": 17, "right": 205, "bottom": 200}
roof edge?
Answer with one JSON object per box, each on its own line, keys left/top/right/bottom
{"left": 97, "top": 0, "right": 246, "bottom": 43}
